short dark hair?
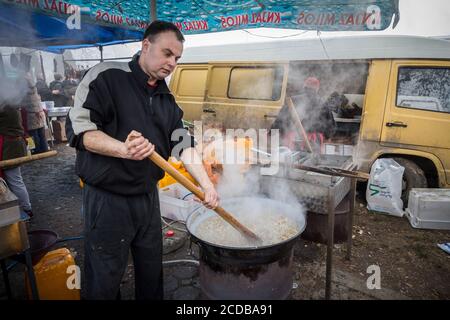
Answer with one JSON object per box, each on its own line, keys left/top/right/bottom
{"left": 143, "top": 20, "right": 184, "bottom": 43}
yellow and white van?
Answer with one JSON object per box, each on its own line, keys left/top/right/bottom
{"left": 169, "top": 35, "right": 450, "bottom": 199}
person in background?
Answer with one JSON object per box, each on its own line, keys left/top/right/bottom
{"left": 0, "top": 77, "right": 33, "bottom": 218}
{"left": 271, "top": 77, "right": 335, "bottom": 151}
{"left": 23, "top": 73, "right": 48, "bottom": 154}
{"left": 66, "top": 20, "right": 219, "bottom": 300}
{"left": 62, "top": 73, "right": 78, "bottom": 107}
{"left": 35, "top": 76, "right": 52, "bottom": 102}
{"left": 49, "top": 73, "right": 63, "bottom": 91}
{"left": 49, "top": 74, "right": 68, "bottom": 107}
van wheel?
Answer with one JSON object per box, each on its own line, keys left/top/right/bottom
{"left": 392, "top": 157, "right": 428, "bottom": 207}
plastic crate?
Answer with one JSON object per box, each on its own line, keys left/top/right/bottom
{"left": 405, "top": 188, "right": 450, "bottom": 230}
{"left": 158, "top": 183, "right": 200, "bottom": 222}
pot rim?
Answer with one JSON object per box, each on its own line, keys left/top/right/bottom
{"left": 186, "top": 196, "right": 306, "bottom": 250}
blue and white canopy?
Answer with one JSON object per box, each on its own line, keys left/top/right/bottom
{"left": 0, "top": 0, "right": 400, "bottom": 51}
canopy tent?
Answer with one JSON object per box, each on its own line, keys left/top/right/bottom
{"left": 0, "top": 0, "right": 400, "bottom": 52}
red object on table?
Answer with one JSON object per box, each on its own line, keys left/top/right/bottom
{"left": 165, "top": 230, "right": 175, "bottom": 237}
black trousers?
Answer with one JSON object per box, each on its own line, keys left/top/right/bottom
{"left": 83, "top": 184, "right": 163, "bottom": 300}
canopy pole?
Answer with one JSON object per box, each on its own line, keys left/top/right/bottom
{"left": 150, "top": 0, "right": 157, "bottom": 22}
{"left": 39, "top": 52, "right": 46, "bottom": 83}
{"left": 99, "top": 45, "right": 103, "bottom": 62}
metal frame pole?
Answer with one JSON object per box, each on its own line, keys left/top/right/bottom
{"left": 39, "top": 51, "right": 46, "bottom": 83}
{"left": 150, "top": 0, "right": 157, "bottom": 22}
{"left": 1, "top": 259, "right": 12, "bottom": 299}
{"left": 24, "top": 250, "right": 39, "bottom": 300}
{"left": 346, "top": 178, "right": 357, "bottom": 260}
{"left": 99, "top": 45, "right": 104, "bottom": 63}
{"left": 325, "top": 187, "right": 335, "bottom": 300}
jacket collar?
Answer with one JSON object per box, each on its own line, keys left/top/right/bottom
{"left": 129, "top": 53, "right": 171, "bottom": 95}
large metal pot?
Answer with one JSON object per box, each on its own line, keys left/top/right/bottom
{"left": 186, "top": 197, "right": 306, "bottom": 300}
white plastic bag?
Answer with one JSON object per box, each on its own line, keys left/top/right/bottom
{"left": 366, "top": 158, "right": 405, "bottom": 217}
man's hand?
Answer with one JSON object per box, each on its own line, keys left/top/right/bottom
{"left": 122, "top": 130, "right": 155, "bottom": 160}
{"left": 201, "top": 184, "right": 219, "bottom": 209}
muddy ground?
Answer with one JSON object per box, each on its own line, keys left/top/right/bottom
{"left": 1, "top": 143, "right": 449, "bottom": 300}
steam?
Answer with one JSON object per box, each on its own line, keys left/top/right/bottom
{"left": 0, "top": 75, "right": 29, "bottom": 111}
{"left": 195, "top": 61, "right": 370, "bottom": 227}
{"left": 0, "top": 47, "right": 41, "bottom": 111}
{"left": 199, "top": 132, "right": 306, "bottom": 224}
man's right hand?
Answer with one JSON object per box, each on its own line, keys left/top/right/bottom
{"left": 122, "top": 130, "right": 155, "bottom": 160}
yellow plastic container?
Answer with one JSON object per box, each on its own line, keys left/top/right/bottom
{"left": 158, "top": 157, "right": 198, "bottom": 188}
{"left": 26, "top": 248, "right": 80, "bottom": 300}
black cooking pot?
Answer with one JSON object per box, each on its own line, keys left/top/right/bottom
{"left": 186, "top": 197, "right": 306, "bottom": 300}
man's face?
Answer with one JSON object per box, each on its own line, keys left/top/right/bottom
{"left": 139, "top": 31, "right": 183, "bottom": 81}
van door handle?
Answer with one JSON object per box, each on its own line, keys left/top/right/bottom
{"left": 264, "top": 114, "right": 278, "bottom": 119}
{"left": 203, "top": 108, "right": 216, "bottom": 114}
{"left": 386, "top": 121, "right": 407, "bottom": 128}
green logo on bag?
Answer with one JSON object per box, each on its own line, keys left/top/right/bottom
{"left": 369, "top": 184, "right": 387, "bottom": 196}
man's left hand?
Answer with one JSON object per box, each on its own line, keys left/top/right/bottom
{"left": 202, "top": 185, "right": 219, "bottom": 209}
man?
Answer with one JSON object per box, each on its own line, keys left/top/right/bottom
{"left": 62, "top": 72, "right": 79, "bottom": 106}
{"left": 66, "top": 21, "right": 219, "bottom": 300}
{"left": 271, "top": 77, "right": 335, "bottom": 150}
{"left": 49, "top": 73, "right": 63, "bottom": 91}
{"left": 35, "top": 76, "right": 52, "bottom": 101}
{"left": 49, "top": 73, "right": 68, "bottom": 107}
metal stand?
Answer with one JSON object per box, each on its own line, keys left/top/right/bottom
{"left": 24, "top": 249, "right": 39, "bottom": 300}
{"left": 0, "top": 221, "right": 40, "bottom": 300}
{"left": 346, "top": 179, "right": 357, "bottom": 260}
{"left": 325, "top": 188, "right": 335, "bottom": 300}
{"left": 324, "top": 178, "right": 357, "bottom": 300}
{"left": 1, "top": 259, "right": 11, "bottom": 298}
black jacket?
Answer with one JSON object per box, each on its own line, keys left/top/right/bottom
{"left": 66, "top": 56, "right": 194, "bottom": 195}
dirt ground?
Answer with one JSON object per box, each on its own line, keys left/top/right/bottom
{"left": 1, "top": 143, "right": 449, "bottom": 300}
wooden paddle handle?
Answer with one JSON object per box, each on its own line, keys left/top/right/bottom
{"left": 286, "top": 97, "right": 314, "bottom": 154}
{"left": 0, "top": 150, "right": 57, "bottom": 168}
{"left": 150, "top": 152, "right": 204, "bottom": 199}
{"left": 149, "top": 152, "right": 261, "bottom": 241}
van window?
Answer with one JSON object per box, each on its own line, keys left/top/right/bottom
{"left": 228, "top": 66, "right": 283, "bottom": 101}
{"left": 396, "top": 67, "right": 450, "bottom": 114}
{"left": 177, "top": 68, "right": 208, "bottom": 97}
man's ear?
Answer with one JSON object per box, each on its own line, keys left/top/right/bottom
{"left": 141, "top": 38, "right": 151, "bottom": 53}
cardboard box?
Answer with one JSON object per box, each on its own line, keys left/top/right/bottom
{"left": 343, "top": 144, "right": 354, "bottom": 156}
{"left": 45, "top": 128, "right": 52, "bottom": 141}
{"left": 324, "top": 143, "right": 354, "bottom": 156}
{"left": 51, "top": 120, "right": 67, "bottom": 142}
{"left": 324, "top": 143, "right": 344, "bottom": 155}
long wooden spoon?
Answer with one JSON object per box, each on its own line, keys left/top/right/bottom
{"left": 149, "top": 151, "right": 262, "bottom": 244}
